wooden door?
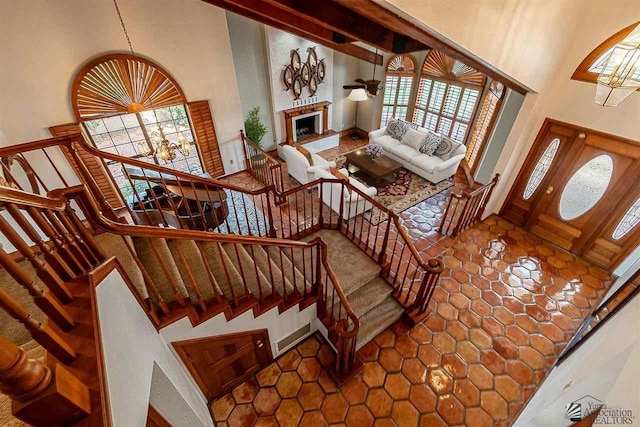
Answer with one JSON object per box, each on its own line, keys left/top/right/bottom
{"left": 502, "top": 119, "right": 640, "bottom": 270}
{"left": 173, "top": 329, "right": 272, "bottom": 401}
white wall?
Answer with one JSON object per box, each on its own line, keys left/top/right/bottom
{"left": 160, "top": 300, "right": 318, "bottom": 358}
{"left": 96, "top": 270, "right": 213, "bottom": 427}
{"left": 265, "top": 28, "right": 334, "bottom": 143}
{"left": 332, "top": 52, "right": 361, "bottom": 132}
{"left": 516, "top": 294, "right": 640, "bottom": 426}
{"left": 0, "top": 0, "right": 245, "bottom": 174}
{"left": 226, "top": 12, "right": 277, "bottom": 151}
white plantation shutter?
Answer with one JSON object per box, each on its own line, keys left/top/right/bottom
{"left": 380, "top": 55, "right": 416, "bottom": 127}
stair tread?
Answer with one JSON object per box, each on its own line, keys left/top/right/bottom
{"left": 299, "top": 230, "right": 381, "bottom": 295}
{"left": 167, "top": 239, "right": 222, "bottom": 303}
{"left": 253, "top": 246, "right": 295, "bottom": 296}
{"left": 132, "top": 237, "right": 188, "bottom": 304}
{"left": 223, "top": 243, "right": 273, "bottom": 299}
{"left": 341, "top": 277, "right": 393, "bottom": 318}
{"left": 265, "top": 246, "right": 310, "bottom": 295}
{"left": 356, "top": 297, "right": 404, "bottom": 349}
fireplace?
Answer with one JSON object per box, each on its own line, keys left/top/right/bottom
{"left": 294, "top": 115, "right": 318, "bottom": 140}
{"left": 282, "top": 101, "right": 330, "bottom": 145}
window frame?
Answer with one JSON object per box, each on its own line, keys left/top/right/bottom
{"left": 380, "top": 54, "right": 417, "bottom": 128}
{"left": 412, "top": 76, "right": 482, "bottom": 143}
{"left": 572, "top": 21, "right": 640, "bottom": 86}
{"left": 465, "top": 80, "right": 505, "bottom": 172}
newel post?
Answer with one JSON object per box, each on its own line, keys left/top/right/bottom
{"left": 0, "top": 333, "right": 91, "bottom": 426}
{"left": 404, "top": 258, "right": 444, "bottom": 327}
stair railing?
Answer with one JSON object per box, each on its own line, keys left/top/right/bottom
{"left": 440, "top": 174, "right": 500, "bottom": 236}
{"left": 240, "top": 130, "right": 285, "bottom": 197}
{"left": 0, "top": 184, "right": 359, "bottom": 379}
{"left": 0, "top": 133, "right": 278, "bottom": 237}
{"left": 271, "top": 177, "right": 445, "bottom": 319}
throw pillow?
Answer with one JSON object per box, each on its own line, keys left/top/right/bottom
{"left": 401, "top": 128, "right": 427, "bottom": 151}
{"left": 419, "top": 131, "right": 442, "bottom": 156}
{"left": 434, "top": 136, "right": 463, "bottom": 160}
{"left": 385, "top": 119, "right": 417, "bottom": 141}
{"left": 295, "top": 144, "right": 314, "bottom": 166}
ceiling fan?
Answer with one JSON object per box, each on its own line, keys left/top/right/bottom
{"left": 342, "top": 49, "right": 383, "bottom": 96}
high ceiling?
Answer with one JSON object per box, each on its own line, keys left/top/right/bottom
{"left": 201, "top": 0, "right": 531, "bottom": 94}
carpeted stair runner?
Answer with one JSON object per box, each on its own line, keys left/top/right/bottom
{"left": 297, "top": 230, "right": 404, "bottom": 349}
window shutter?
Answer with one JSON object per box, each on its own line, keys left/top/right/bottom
{"left": 187, "top": 100, "right": 225, "bottom": 178}
{"left": 48, "top": 123, "right": 124, "bottom": 208}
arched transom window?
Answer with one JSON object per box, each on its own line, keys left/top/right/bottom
{"left": 380, "top": 55, "right": 416, "bottom": 127}
{"left": 412, "top": 50, "right": 485, "bottom": 143}
{"left": 72, "top": 54, "right": 205, "bottom": 193}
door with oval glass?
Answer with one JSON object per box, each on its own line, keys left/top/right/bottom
{"left": 502, "top": 119, "right": 640, "bottom": 269}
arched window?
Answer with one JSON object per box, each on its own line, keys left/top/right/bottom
{"left": 572, "top": 21, "right": 640, "bottom": 86}
{"left": 465, "top": 80, "right": 505, "bottom": 171}
{"left": 72, "top": 54, "right": 205, "bottom": 195}
{"left": 412, "top": 50, "right": 485, "bottom": 143}
{"left": 380, "top": 55, "right": 416, "bottom": 127}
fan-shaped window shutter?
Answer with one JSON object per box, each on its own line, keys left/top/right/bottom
{"left": 48, "top": 124, "right": 124, "bottom": 208}
{"left": 187, "top": 100, "right": 225, "bottom": 178}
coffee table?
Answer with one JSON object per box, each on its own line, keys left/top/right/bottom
{"left": 344, "top": 149, "right": 403, "bottom": 187}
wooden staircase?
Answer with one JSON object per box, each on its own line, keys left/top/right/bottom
{"left": 0, "top": 133, "right": 448, "bottom": 425}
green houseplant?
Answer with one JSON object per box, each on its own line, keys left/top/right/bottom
{"left": 244, "top": 106, "right": 268, "bottom": 149}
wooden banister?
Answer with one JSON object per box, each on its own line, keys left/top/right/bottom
{"left": 0, "top": 333, "right": 91, "bottom": 426}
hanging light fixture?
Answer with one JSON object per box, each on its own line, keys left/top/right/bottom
{"left": 595, "top": 23, "right": 640, "bottom": 107}
{"left": 113, "top": 0, "right": 193, "bottom": 162}
{"left": 139, "top": 125, "right": 192, "bottom": 162}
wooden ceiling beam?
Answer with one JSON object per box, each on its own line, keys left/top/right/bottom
{"left": 202, "top": 0, "right": 383, "bottom": 64}
{"left": 261, "top": 0, "right": 429, "bottom": 53}
{"left": 332, "top": 0, "right": 531, "bottom": 94}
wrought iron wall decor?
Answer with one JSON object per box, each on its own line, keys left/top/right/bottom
{"left": 282, "top": 47, "right": 326, "bottom": 99}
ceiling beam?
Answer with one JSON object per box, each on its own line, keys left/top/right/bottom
{"left": 333, "top": 0, "right": 531, "bottom": 94}
{"left": 202, "top": 0, "right": 383, "bottom": 65}
{"left": 261, "top": 0, "right": 429, "bottom": 53}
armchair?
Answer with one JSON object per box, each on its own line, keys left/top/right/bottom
{"left": 314, "top": 168, "right": 377, "bottom": 220}
{"left": 281, "top": 144, "right": 336, "bottom": 185}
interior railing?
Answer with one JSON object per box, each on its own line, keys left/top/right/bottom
{"left": 440, "top": 174, "right": 500, "bottom": 237}
{"left": 272, "top": 178, "right": 444, "bottom": 321}
{"left": 241, "top": 130, "right": 285, "bottom": 197}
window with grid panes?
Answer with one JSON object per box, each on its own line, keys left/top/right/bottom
{"left": 83, "top": 104, "right": 204, "bottom": 197}
{"left": 412, "top": 79, "right": 480, "bottom": 143}
{"left": 380, "top": 55, "right": 416, "bottom": 127}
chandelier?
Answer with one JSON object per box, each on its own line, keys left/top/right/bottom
{"left": 596, "top": 23, "right": 640, "bottom": 106}
{"left": 139, "top": 125, "right": 192, "bottom": 162}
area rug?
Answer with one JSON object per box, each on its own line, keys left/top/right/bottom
{"left": 321, "top": 149, "right": 453, "bottom": 225}
{"left": 364, "top": 169, "right": 453, "bottom": 224}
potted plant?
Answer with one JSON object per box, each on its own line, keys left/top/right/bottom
{"left": 244, "top": 106, "right": 269, "bottom": 168}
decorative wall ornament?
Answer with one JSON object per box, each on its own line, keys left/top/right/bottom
{"left": 282, "top": 47, "right": 325, "bottom": 99}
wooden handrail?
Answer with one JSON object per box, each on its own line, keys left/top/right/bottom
{"left": 240, "top": 130, "right": 281, "bottom": 169}
{"left": 0, "top": 186, "right": 66, "bottom": 211}
{"left": 390, "top": 216, "right": 443, "bottom": 274}
{"left": 49, "top": 185, "right": 327, "bottom": 250}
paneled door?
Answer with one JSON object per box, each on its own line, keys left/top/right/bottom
{"left": 502, "top": 119, "right": 640, "bottom": 270}
{"left": 173, "top": 329, "right": 272, "bottom": 401}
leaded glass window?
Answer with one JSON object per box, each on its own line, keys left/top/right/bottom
{"left": 612, "top": 198, "right": 640, "bottom": 240}
{"left": 523, "top": 138, "right": 560, "bottom": 200}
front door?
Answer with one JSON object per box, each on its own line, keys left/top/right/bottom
{"left": 502, "top": 119, "right": 640, "bottom": 270}
{"left": 173, "top": 329, "right": 272, "bottom": 401}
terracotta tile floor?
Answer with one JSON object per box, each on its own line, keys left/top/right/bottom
{"left": 210, "top": 215, "right": 613, "bottom": 426}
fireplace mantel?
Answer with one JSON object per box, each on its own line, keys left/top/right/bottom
{"left": 282, "top": 101, "right": 330, "bottom": 145}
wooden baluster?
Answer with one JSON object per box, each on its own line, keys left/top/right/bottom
{"left": 54, "top": 210, "right": 98, "bottom": 265}
{"left": 4, "top": 204, "right": 75, "bottom": 281}
{"left": 0, "top": 281, "right": 75, "bottom": 362}
{"left": 0, "top": 333, "right": 90, "bottom": 427}
{"left": 26, "top": 208, "right": 84, "bottom": 274}
{"left": 64, "top": 204, "right": 107, "bottom": 261}
{"left": 68, "top": 142, "right": 118, "bottom": 221}
{"left": 43, "top": 211, "right": 92, "bottom": 270}
{"left": 0, "top": 215, "right": 73, "bottom": 304}
{"left": 194, "top": 244, "right": 224, "bottom": 305}
{"left": 216, "top": 243, "right": 238, "bottom": 306}
{"left": 476, "top": 174, "right": 500, "bottom": 222}
{"left": 174, "top": 244, "right": 206, "bottom": 311}
{"left": 149, "top": 243, "right": 185, "bottom": 307}
{"left": 247, "top": 245, "right": 264, "bottom": 304}
{"left": 119, "top": 236, "right": 170, "bottom": 315}
{"left": 0, "top": 244, "right": 74, "bottom": 330}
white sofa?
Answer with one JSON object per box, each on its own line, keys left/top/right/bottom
{"left": 314, "top": 168, "right": 377, "bottom": 220}
{"left": 281, "top": 144, "right": 336, "bottom": 185}
{"left": 368, "top": 127, "right": 466, "bottom": 184}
